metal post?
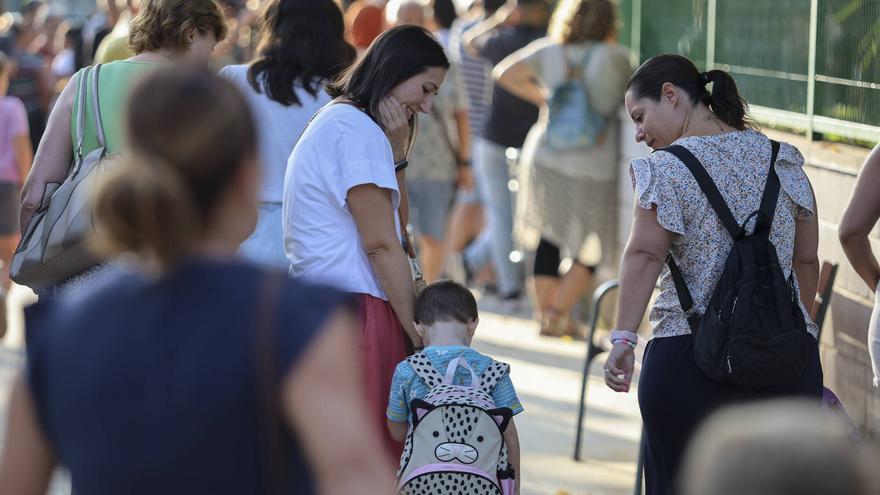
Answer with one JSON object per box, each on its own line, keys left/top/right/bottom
{"left": 573, "top": 280, "right": 620, "bottom": 461}
{"left": 806, "top": 0, "right": 819, "bottom": 139}
{"left": 706, "top": 0, "right": 717, "bottom": 70}
{"left": 630, "top": 0, "right": 642, "bottom": 68}
{"left": 633, "top": 427, "right": 646, "bottom": 495}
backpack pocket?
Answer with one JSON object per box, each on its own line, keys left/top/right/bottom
{"left": 727, "top": 331, "right": 807, "bottom": 388}
{"left": 399, "top": 464, "right": 504, "bottom": 495}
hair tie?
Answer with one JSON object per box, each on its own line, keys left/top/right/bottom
{"left": 700, "top": 72, "right": 712, "bottom": 86}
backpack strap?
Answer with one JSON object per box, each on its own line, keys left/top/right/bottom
{"left": 406, "top": 352, "right": 444, "bottom": 388}
{"left": 478, "top": 360, "right": 510, "bottom": 394}
{"left": 753, "top": 140, "right": 781, "bottom": 238}
{"left": 660, "top": 144, "right": 739, "bottom": 325}
{"left": 661, "top": 145, "right": 745, "bottom": 240}
{"left": 563, "top": 43, "right": 595, "bottom": 80}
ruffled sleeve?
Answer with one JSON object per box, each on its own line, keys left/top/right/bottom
{"left": 629, "top": 155, "right": 687, "bottom": 235}
{"left": 774, "top": 142, "right": 815, "bottom": 221}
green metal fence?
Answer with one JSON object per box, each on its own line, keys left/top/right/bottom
{"left": 618, "top": 0, "right": 880, "bottom": 144}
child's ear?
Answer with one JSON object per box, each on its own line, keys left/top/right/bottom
{"left": 413, "top": 322, "right": 427, "bottom": 339}
{"left": 467, "top": 318, "right": 479, "bottom": 337}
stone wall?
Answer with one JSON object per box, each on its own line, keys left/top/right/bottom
{"left": 612, "top": 112, "right": 879, "bottom": 442}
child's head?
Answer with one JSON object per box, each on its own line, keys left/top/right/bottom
{"left": 413, "top": 280, "right": 479, "bottom": 346}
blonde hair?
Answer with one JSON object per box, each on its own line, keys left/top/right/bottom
{"left": 548, "top": 0, "right": 616, "bottom": 45}
{"left": 94, "top": 64, "right": 255, "bottom": 268}
{"left": 128, "top": 0, "right": 227, "bottom": 54}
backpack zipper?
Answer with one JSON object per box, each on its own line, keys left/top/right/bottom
{"left": 726, "top": 355, "right": 733, "bottom": 375}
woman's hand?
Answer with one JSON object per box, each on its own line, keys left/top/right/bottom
{"left": 604, "top": 343, "right": 635, "bottom": 393}
{"left": 377, "top": 96, "right": 411, "bottom": 163}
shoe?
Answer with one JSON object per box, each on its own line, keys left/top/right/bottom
{"left": 539, "top": 307, "right": 580, "bottom": 338}
{"left": 444, "top": 253, "right": 468, "bottom": 284}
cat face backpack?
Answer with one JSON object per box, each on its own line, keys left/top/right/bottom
{"left": 396, "top": 353, "right": 515, "bottom": 495}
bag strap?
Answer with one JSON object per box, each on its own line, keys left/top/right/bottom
{"left": 74, "top": 66, "right": 92, "bottom": 162}
{"left": 254, "top": 270, "right": 287, "bottom": 495}
{"left": 663, "top": 140, "right": 782, "bottom": 321}
{"left": 661, "top": 144, "right": 744, "bottom": 240}
{"left": 478, "top": 360, "right": 510, "bottom": 394}
{"left": 753, "top": 140, "right": 781, "bottom": 238}
{"left": 407, "top": 351, "right": 445, "bottom": 388}
{"left": 661, "top": 144, "right": 735, "bottom": 320}
{"left": 89, "top": 64, "right": 107, "bottom": 150}
{"left": 443, "top": 356, "right": 480, "bottom": 388}
{"left": 562, "top": 43, "right": 595, "bottom": 81}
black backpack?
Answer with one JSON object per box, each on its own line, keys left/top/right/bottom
{"left": 662, "top": 140, "right": 811, "bottom": 388}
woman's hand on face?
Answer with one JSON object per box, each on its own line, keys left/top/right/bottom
{"left": 378, "top": 96, "right": 411, "bottom": 163}
{"left": 604, "top": 343, "right": 635, "bottom": 393}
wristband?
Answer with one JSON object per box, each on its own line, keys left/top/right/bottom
{"left": 610, "top": 329, "right": 638, "bottom": 348}
{"left": 394, "top": 159, "right": 409, "bottom": 172}
{"left": 612, "top": 338, "right": 637, "bottom": 349}
{"left": 457, "top": 158, "right": 471, "bottom": 167}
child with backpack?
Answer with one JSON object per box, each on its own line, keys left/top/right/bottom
{"left": 386, "top": 280, "right": 523, "bottom": 494}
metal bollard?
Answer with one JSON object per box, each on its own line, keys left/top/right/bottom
{"left": 572, "top": 279, "right": 619, "bottom": 461}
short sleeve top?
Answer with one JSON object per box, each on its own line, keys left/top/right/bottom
{"left": 284, "top": 104, "right": 402, "bottom": 299}
{"left": 0, "top": 96, "right": 29, "bottom": 183}
{"left": 629, "top": 130, "right": 818, "bottom": 338}
{"left": 220, "top": 64, "right": 331, "bottom": 203}
{"left": 25, "top": 259, "right": 348, "bottom": 494}
{"left": 386, "top": 346, "right": 524, "bottom": 423}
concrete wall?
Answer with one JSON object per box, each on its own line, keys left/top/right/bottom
{"left": 612, "top": 112, "right": 879, "bottom": 442}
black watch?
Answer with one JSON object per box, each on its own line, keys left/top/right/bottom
{"left": 394, "top": 159, "right": 409, "bottom": 172}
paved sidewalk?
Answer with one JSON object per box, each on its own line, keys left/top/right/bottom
{"left": 0, "top": 285, "right": 644, "bottom": 495}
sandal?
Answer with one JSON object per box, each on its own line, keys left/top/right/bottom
{"left": 540, "top": 308, "right": 570, "bottom": 337}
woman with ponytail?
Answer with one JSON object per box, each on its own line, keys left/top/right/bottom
{"left": 0, "top": 64, "right": 394, "bottom": 495}
{"left": 603, "top": 54, "right": 822, "bottom": 494}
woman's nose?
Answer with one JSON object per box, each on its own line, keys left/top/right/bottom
{"left": 420, "top": 95, "right": 434, "bottom": 114}
{"left": 635, "top": 127, "right": 645, "bottom": 143}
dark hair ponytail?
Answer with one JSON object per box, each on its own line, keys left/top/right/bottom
{"left": 626, "top": 54, "right": 756, "bottom": 131}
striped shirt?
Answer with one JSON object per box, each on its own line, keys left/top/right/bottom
{"left": 449, "top": 17, "right": 493, "bottom": 139}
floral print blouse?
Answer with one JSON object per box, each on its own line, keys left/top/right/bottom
{"left": 630, "top": 129, "right": 819, "bottom": 339}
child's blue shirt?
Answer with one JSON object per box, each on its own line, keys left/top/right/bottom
{"left": 386, "top": 345, "right": 524, "bottom": 423}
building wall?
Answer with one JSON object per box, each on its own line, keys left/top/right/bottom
{"left": 613, "top": 113, "right": 879, "bottom": 442}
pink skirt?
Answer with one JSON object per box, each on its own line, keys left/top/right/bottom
{"left": 356, "top": 293, "right": 408, "bottom": 461}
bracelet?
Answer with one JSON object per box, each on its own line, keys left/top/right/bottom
{"left": 611, "top": 338, "right": 637, "bottom": 349}
{"left": 394, "top": 159, "right": 409, "bottom": 172}
{"left": 457, "top": 158, "right": 471, "bottom": 167}
{"left": 610, "top": 329, "right": 638, "bottom": 349}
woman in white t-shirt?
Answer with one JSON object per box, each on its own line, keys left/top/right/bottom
{"left": 220, "top": 0, "right": 356, "bottom": 268}
{"left": 495, "top": 0, "right": 631, "bottom": 336}
{"left": 284, "top": 25, "right": 449, "bottom": 461}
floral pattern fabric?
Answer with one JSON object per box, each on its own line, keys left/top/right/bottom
{"left": 630, "top": 130, "right": 818, "bottom": 338}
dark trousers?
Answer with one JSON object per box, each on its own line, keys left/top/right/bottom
{"left": 637, "top": 333, "right": 823, "bottom": 495}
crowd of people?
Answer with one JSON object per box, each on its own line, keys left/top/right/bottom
{"left": 0, "top": 0, "right": 877, "bottom": 494}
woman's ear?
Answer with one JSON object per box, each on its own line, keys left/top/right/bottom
{"left": 660, "top": 82, "right": 678, "bottom": 106}
{"left": 186, "top": 27, "right": 196, "bottom": 44}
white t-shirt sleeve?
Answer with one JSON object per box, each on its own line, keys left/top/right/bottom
{"left": 330, "top": 110, "right": 399, "bottom": 211}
